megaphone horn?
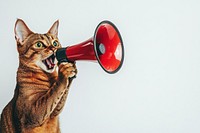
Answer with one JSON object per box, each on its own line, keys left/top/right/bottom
{"left": 55, "top": 20, "right": 124, "bottom": 74}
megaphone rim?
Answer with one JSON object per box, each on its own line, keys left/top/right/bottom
{"left": 93, "top": 20, "right": 124, "bottom": 74}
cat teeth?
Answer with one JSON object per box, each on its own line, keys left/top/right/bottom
{"left": 46, "top": 59, "right": 51, "bottom": 68}
{"left": 42, "top": 54, "right": 55, "bottom": 70}
{"left": 50, "top": 57, "right": 53, "bottom": 64}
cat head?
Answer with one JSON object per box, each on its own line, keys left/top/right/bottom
{"left": 14, "top": 19, "right": 61, "bottom": 73}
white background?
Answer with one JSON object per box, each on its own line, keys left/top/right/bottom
{"left": 1, "top": 0, "right": 200, "bottom": 133}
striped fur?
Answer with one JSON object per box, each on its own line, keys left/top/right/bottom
{"left": 0, "top": 19, "right": 77, "bottom": 133}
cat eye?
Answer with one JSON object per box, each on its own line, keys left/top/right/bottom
{"left": 35, "top": 42, "right": 44, "bottom": 48}
{"left": 52, "top": 41, "right": 59, "bottom": 47}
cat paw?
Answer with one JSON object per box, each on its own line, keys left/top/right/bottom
{"left": 58, "top": 62, "right": 77, "bottom": 81}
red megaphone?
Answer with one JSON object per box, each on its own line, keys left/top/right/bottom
{"left": 55, "top": 20, "right": 124, "bottom": 74}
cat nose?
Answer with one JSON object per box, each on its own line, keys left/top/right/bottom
{"left": 48, "top": 46, "right": 56, "bottom": 53}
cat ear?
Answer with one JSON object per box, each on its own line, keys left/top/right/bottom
{"left": 48, "top": 20, "right": 59, "bottom": 36}
{"left": 14, "top": 19, "right": 33, "bottom": 44}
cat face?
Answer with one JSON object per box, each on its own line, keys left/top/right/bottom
{"left": 14, "top": 19, "right": 61, "bottom": 73}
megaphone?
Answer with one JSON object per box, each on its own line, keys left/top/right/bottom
{"left": 56, "top": 20, "right": 124, "bottom": 74}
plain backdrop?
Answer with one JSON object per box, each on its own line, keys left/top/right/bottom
{"left": 1, "top": 0, "right": 200, "bottom": 133}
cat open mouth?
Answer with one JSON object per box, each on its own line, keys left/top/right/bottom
{"left": 42, "top": 54, "right": 56, "bottom": 70}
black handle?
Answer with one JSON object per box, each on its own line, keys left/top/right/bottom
{"left": 56, "top": 48, "right": 68, "bottom": 63}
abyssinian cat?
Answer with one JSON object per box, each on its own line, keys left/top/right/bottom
{"left": 0, "top": 19, "right": 77, "bottom": 133}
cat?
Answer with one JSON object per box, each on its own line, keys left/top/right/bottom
{"left": 0, "top": 19, "right": 77, "bottom": 133}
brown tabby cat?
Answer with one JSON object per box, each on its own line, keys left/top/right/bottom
{"left": 0, "top": 19, "right": 77, "bottom": 133}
